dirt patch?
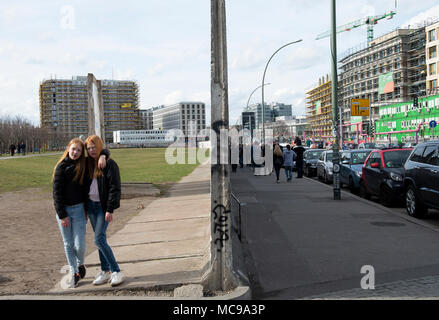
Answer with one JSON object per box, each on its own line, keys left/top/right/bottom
{"left": 0, "top": 188, "right": 157, "bottom": 295}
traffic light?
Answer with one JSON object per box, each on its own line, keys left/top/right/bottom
{"left": 413, "top": 95, "right": 418, "bottom": 107}
{"left": 371, "top": 122, "right": 375, "bottom": 136}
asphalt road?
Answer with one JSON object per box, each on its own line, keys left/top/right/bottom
{"left": 231, "top": 166, "right": 439, "bottom": 299}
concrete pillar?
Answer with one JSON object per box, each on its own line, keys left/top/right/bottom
{"left": 87, "top": 73, "right": 105, "bottom": 141}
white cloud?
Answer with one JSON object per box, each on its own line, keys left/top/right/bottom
{"left": 163, "top": 90, "right": 183, "bottom": 105}
{"left": 401, "top": 4, "right": 439, "bottom": 28}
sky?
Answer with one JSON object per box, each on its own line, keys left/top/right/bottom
{"left": 1, "top": 0, "right": 439, "bottom": 127}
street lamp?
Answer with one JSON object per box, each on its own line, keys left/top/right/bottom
{"left": 246, "top": 83, "right": 271, "bottom": 111}
{"left": 261, "top": 39, "right": 303, "bottom": 144}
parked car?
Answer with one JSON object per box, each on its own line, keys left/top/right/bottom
{"left": 403, "top": 142, "right": 418, "bottom": 148}
{"left": 359, "top": 148, "right": 413, "bottom": 206}
{"left": 317, "top": 150, "right": 333, "bottom": 183}
{"left": 304, "top": 149, "right": 325, "bottom": 177}
{"left": 340, "top": 149, "right": 373, "bottom": 192}
{"left": 403, "top": 140, "right": 439, "bottom": 218}
{"left": 358, "top": 142, "right": 376, "bottom": 149}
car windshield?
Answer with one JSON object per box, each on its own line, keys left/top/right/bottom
{"left": 383, "top": 150, "right": 412, "bottom": 168}
{"left": 351, "top": 152, "right": 370, "bottom": 164}
{"left": 307, "top": 151, "right": 323, "bottom": 159}
{"left": 326, "top": 153, "right": 333, "bottom": 161}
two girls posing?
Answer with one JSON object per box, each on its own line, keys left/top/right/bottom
{"left": 52, "top": 135, "right": 124, "bottom": 288}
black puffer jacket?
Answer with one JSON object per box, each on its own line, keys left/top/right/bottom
{"left": 86, "top": 159, "right": 121, "bottom": 214}
{"left": 53, "top": 157, "right": 88, "bottom": 219}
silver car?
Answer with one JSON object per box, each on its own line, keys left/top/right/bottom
{"left": 317, "top": 150, "right": 333, "bottom": 183}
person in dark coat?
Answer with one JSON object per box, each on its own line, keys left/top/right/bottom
{"left": 293, "top": 138, "right": 306, "bottom": 178}
{"left": 273, "top": 143, "right": 284, "bottom": 183}
{"left": 9, "top": 144, "right": 16, "bottom": 156}
{"left": 85, "top": 135, "right": 124, "bottom": 287}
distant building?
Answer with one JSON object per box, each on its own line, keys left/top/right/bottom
{"left": 152, "top": 102, "right": 206, "bottom": 135}
{"left": 113, "top": 129, "right": 173, "bottom": 147}
{"left": 246, "top": 102, "right": 292, "bottom": 128}
{"left": 139, "top": 109, "right": 153, "bottom": 130}
{"left": 39, "top": 74, "right": 141, "bottom": 143}
{"left": 426, "top": 21, "right": 439, "bottom": 94}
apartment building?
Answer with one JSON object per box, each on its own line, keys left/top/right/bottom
{"left": 152, "top": 102, "right": 206, "bottom": 136}
{"left": 305, "top": 74, "right": 333, "bottom": 139}
{"left": 39, "top": 74, "right": 141, "bottom": 143}
{"left": 338, "top": 26, "right": 427, "bottom": 141}
{"left": 139, "top": 109, "right": 153, "bottom": 130}
{"left": 426, "top": 21, "right": 439, "bottom": 93}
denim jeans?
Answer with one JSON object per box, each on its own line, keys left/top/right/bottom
{"left": 87, "top": 200, "right": 120, "bottom": 273}
{"left": 284, "top": 166, "right": 293, "bottom": 181}
{"left": 56, "top": 203, "right": 86, "bottom": 274}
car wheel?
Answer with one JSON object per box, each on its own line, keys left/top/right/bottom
{"left": 379, "top": 185, "right": 394, "bottom": 207}
{"left": 324, "top": 171, "right": 328, "bottom": 184}
{"left": 304, "top": 166, "right": 309, "bottom": 177}
{"left": 406, "top": 185, "right": 427, "bottom": 218}
{"left": 359, "top": 181, "right": 371, "bottom": 200}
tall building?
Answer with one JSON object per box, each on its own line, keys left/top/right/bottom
{"left": 39, "top": 75, "right": 141, "bottom": 143}
{"left": 426, "top": 21, "right": 439, "bottom": 94}
{"left": 270, "top": 102, "right": 293, "bottom": 119}
{"left": 338, "top": 26, "right": 427, "bottom": 141}
{"left": 305, "top": 74, "right": 333, "bottom": 140}
{"left": 139, "top": 109, "right": 153, "bottom": 130}
{"left": 152, "top": 102, "right": 206, "bottom": 135}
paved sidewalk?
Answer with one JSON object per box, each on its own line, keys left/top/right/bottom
{"left": 0, "top": 152, "right": 62, "bottom": 160}
{"left": 50, "top": 162, "right": 211, "bottom": 294}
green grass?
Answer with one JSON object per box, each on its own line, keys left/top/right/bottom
{"left": 0, "top": 148, "right": 208, "bottom": 194}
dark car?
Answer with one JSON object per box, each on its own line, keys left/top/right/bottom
{"left": 404, "top": 140, "right": 439, "bottom": 218}
{"left": 340, "top": 149, "right": 373, "bottom": 192}
{"left": 359, "top": 148, "right": 413, "bottom": 206}
{"left": 303, "top": 149, "right": 325, "bottom": 177}
{"left": 358, "top": 142, "right": 376, "bottom": 149}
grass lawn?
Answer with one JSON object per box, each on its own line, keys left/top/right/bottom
{"left": 0, "top": 148, "right": 208, "bottom": 194}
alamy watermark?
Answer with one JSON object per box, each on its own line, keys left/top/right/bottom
{"left": 361, "top": 265, "right": 375, "bottom": 290}
{"left": 60, "top": 5, "right": 76, "bottom": 30}
{"left": 164, "top": 122, "right": 274, "bottom": 172}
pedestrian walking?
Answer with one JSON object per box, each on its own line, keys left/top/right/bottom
{"left": 52, "top": 138, "right": 88, "bottom": 289}
{"left": 9, "top": 144, "right": 15, "bottom": 156}
{"left": 273, "top": 143, "right": 283, "bottom": 183}
{"left": 293, "top": 138, "right": 306, "bottom": 178}
{"left": 20, "top": 141, "right": 26, "bottom": 155}
{"left": 85, "top": 135, "right": 125, "bottom": 287}
{"left": 282, "top": 145, "right": 296, "bottom": 182}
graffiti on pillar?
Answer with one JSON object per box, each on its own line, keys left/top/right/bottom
{"left": 212, "top": 201, "right": 230, "bottom": 252}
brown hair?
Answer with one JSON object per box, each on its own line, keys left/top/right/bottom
{"left": 52, "top": 138, "right": 86, "bottom": 184}
{"left": 274, "top": 144, "right": 283, "bottom": 157}
{"left": 85, "top": 135, "right": 105, "bottom": 178}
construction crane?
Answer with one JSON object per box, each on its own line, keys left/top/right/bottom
{"left": 316, "top": 11, "right": 396, "bottom": 46}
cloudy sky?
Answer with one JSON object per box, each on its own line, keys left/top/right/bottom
{"left": 1, "top": 0, "right": 439, "bottom": 126}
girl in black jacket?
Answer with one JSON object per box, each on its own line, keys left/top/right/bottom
{"left": 85, "top": 135, "right": 124, "bottom": 287}
{"left": 52, "top": 138, "right": 88, "bottom": 289}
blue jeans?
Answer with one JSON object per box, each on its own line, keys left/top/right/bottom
{"left": 56, "top": 203, "right": 86, "bottom": 274}
{"left": 87, "top": 200, "right": 120, "bottom": 273}
{"left": 285, "top": 166, "right": 293, "bottom": 181}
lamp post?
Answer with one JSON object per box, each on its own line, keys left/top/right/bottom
{"left": 246, "top": 83, "right": 271, "bottom": 111}
{"left": 261, "top": 39, "right": 302, "bottom": 144}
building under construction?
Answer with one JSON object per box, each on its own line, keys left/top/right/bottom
{"left": 305, "top": 74, "right": 333, "bottom": 140}
{"left": 338, "top": 24, "right": 429, "bottom": 142}
{"left": 39, "top": 74, "right": 141, "bottom": 143}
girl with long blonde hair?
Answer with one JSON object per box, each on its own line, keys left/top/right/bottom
{"left": 52, "top": 138, "right": 88, "bottom": 288}
{"left": 84, "top": 135, "right": 124, "bottom": 287}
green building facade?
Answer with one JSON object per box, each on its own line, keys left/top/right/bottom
{"left": 376, "top": 94, "right": 439, "bottom": 143}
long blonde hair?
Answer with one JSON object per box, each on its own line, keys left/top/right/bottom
{"left": 52, "top": 138, "right": 86, "bottom": 185}
{"left": 85, "top": 135, "right": 105, "bottom": 178}
{"left": 274, "top": 144, "right": 283, "bottom": 157}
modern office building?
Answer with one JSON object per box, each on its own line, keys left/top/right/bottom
{"left": 152, "top": 102, "right": 206, "bottom": 136}
{"left": 139, "top": 109, "right": 153, "bottom": 130}
{"left": 305, "top": 74, "right": 333, "bottom": 140}
{"left": 271, "top": 102, "right": 293, "bottom": 119}
{"left": 426, "top": 21, "right": 439, "bottom": 94}
{"left": 338, "top": 25, "right": 427, "bottom": 141}
{"left": 39, "top": 74, "right": 141, "bottom": 143}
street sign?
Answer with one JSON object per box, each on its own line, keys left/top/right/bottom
{"left": 430, "top": 120, "right": 437, "bottom": 128}
{"left": 351, "top": 99, "right": 370, "bottom": 116}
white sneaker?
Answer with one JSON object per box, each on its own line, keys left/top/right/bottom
{"left": 93, "top": 271, "right": 111, "bottom": 285}
{"left": 110, "top": 271, "right": 125, "bottom": 287}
